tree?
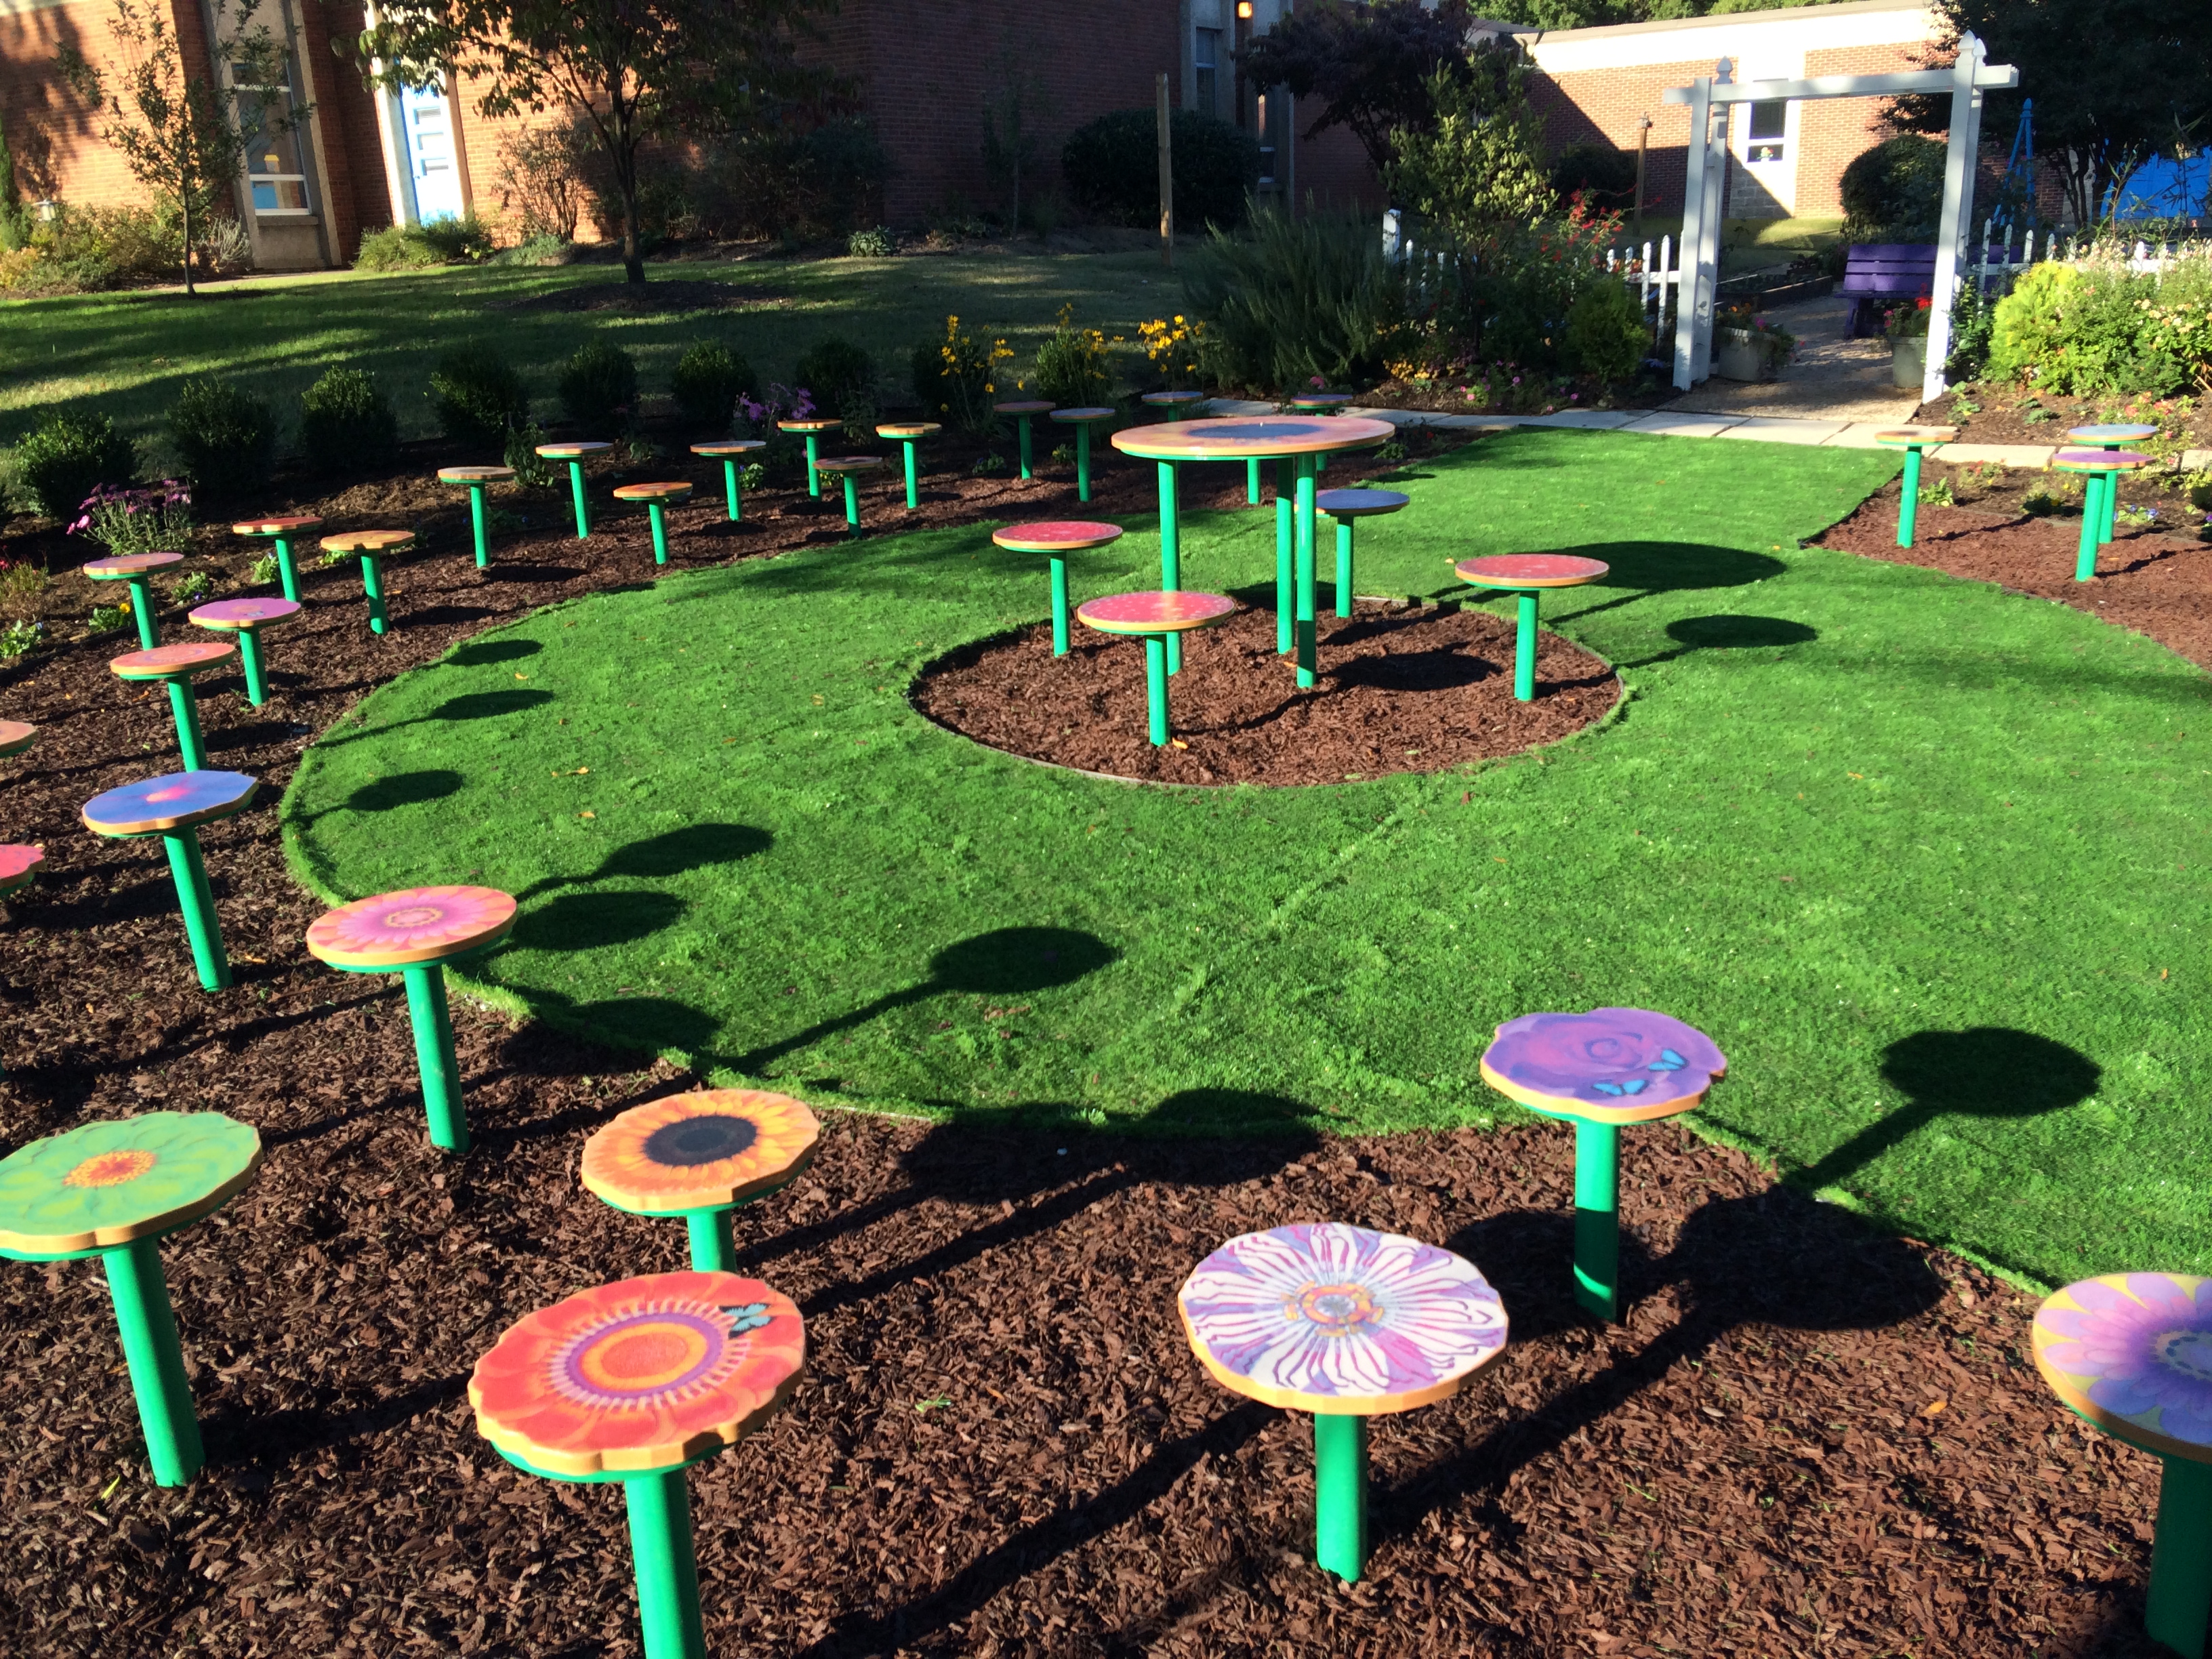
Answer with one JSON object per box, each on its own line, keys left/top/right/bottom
{"left": 349, "top": 0, "right": 834, "bottom": 284}
{"left": 1234, "top": 0, "right": 1486, "bottom": 173}
{"left": 1383, "top": 48, "right": 1555, "bottom": 241}
{"left": 58, "top": 0, "right": 298, "bottom": 295}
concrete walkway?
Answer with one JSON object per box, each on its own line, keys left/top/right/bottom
{"left": 1660, "top": 292, "right": 1920, "bottom": 426}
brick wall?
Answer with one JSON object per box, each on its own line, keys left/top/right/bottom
{"left": 0, "top": 0, "right": 162, "bottom": 210}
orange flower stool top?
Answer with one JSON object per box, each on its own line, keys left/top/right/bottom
{"left": 581, "top": 1088, "right": 821, "bottom": 1272}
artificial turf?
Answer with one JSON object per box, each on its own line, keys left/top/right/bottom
{"left": 281, "top": 427, "right": 2212, "bottom": 1290}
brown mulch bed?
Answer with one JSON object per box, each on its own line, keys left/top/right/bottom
{"left": 1908, "top": 385, "right": 2212, "bottom": 452}
{"left": 912, "top": 601, "right": 1620, "bottom": 786}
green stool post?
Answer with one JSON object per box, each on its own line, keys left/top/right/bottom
{"left": 83, "top": 552, "right": 184, "bottom": 651}
{"left": 691, "top": 439, "right": 765, "bottom": 522}
{"left": 613, "top": 482, "right": 694, "bottom": 566}
{"left": 1286, "top": 393, "right": 1353, "bottom": 474}
{"left": 81, "top": 771, "right": 260, "bottom": 992}
{"left": 306, "top": 885, "right": 518, "bottom": 1153}
{"left": 1873, "top": 426, "right": 1957, "bottom": 549}
{"left": 993, "top": 520, "right": 1125, "bottom": 658}
{"left": 230, "top": 516, "right": 320, "bottom": 605}
{"left": 1052, "top": 408, "right": 1116, "bottom": 504}
{"left": 1453, "top": 554, "right": 1610, "bottom": 703}
{"left": 320, "top": 529, "right": 414, "bottom": 634}
{"left": 1275, "top": 458, "right": 1296, "bottom": 655}
{"left": 2053, "top": 449, "right": 2151, "bottom": 582}
{"left": 437, "top": 466, "right": 516, "bottom": 567}
{"left": 2067, "top": 424, "right": 2159, "bottom": 546}
{"left": 1075, "top": 590, "right": 1236, "bottom": 747}
{"left": 876, "top": 422, "right": 942, "bottom": 510}
{"left": 1141, "top": 390, "right": 1206, "bottom": 424}
{"left": 581, "top": 1089, "right": 821, "bottom": 1271}
{"left": 1314, "top": 489, "right": 1408, "bottom": 621}
{"left": 813, "top": 456, "right": 883, "bottom": 537}
{"left": 777, "top": 418, "right": 841, "bottom": 498}
{"left": 535, "top": 441, "right": 613, "bottom": 540}
{"left": 994, "top": 400, "right": 1053, "bottom": 480}
{"left": 188, "top": 597, "right": 300, "bottom": 708}
{"left": 108, "top": 640, "right": 238, "bottom": 771}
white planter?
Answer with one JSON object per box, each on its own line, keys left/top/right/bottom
{"left": 1714, "top": 329, "right": 1774, "bottom": 383}
{"left": 1891, "top": 335, "right": 1926, "bottom": 389}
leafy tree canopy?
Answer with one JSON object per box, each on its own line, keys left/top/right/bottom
{"left": 1235, "top": 0, "right": 1488, "bottom": 173}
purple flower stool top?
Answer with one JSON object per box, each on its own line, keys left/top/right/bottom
{"left": 2036, "top": 1274, "right": 2212, "bottom": 1656}
{"left": 1180, "top": 1223, "right": 1507, "bottom": 1582}
{"left": 1481, "top": 1008, "right": 1726, "bottom": 1323}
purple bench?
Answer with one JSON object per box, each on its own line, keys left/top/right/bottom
{"left": 1841, "top": 243, "right": 1937, "bottom": 337}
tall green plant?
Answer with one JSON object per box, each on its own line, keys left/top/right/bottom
{"left": 1182, "top": 207, "right": 1405, "bottom": 392}
{"left": 1384, "top": 58, "right": 1553, "bottom": 245}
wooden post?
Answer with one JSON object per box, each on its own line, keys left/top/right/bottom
{"left": 1635, "top": 115, "right": 1651, "bottom": 233}
{"left": 1157, "top": 72, "right": 1174, "bottom": 268}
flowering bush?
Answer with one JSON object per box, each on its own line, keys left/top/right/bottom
{"left": 1137, "top": 315, "right": 1208, "bottom": 390}
{"left": 87, "top": 601, "right": 132, "bottom": 634}
{"left": 737, "top": 385, "right": 821, "bottom": 485}
{"left": 912, "top": 315, "right": 1012, "bottom": 434}
{"left": 1990, "top": 247, "right": 2212, "bottom": 396}
{"left": 1717, "top": 303, "right": 1797, "bottom": 370}
{"left": 1032, "top": 304, "right": 1119, "bottom": 408}
{"left": 69, "top": 481, "right": 193, "bottom": 558}
{"left": 1883, "top": 296, "right": 1933, "bottom": 340}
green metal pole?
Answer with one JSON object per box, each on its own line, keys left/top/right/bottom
{"left": 684, "top": 1208, "right": 737, "bottom": 1273}
{"left": 1294, "top": 457, "right": 1317, "bottom": 689}
{"left": 2099, "top": 454, "right": 2118, "bottom": 545}
{"left": 721, "top": 459, "right": 741, "bottom": 522}
{"left": 842, "top": 474, "right": 861, "bottom": 535}
{"left": 2074, "top": 493, "right": 2100, "bottom": 582}
{"left": 1017, "top": 415, "right": 1034, "bottom": 480}
{"left": 1572, "top": 1116, "right": 1621, "bottom": 1322}
{"left": 1145, "top": 636, "right": 1169, "bottom": 747}
{"left": 1160, "top": 460, "right": 1183, "bottom": 676}
{"left": 568, "top": 459, "right": 592, "bottom": 539}
{"left": 1275, "top": 460, "right": 1294, "bottom": 656}
{"left": 2148, "top": 1454, "right": 2212, "bottom": 1659}
{"left": 361, "top": 553, "right": 387, "bottom": 634}
{"left": 1335, "top": 520, "right": 1355, "bottom": 619}
{"left": 1049, "top": 556, "right": 1069, "bottom": 657}
{"left": 1076, "top": 424, "right": 1092, "bottom": 504}
{"left": 469, "top": 484, "right": 490, "bottom": 568}
{"left": 273, "top": 536, "right": 300, "bottom": 604}
{"left": 1313, "top": 1412, "right": 1369, "bottom": 1582}
{"left": 1248, "top": 456, "right": 1261, "bottom": 506}
{"left": 1898, "top": 446, "right": 1922, "bottom": 548}
{"left": 127, "top": 576, "right": 159, "bottom": 649}
{"left": 401, "top": 964, "right": 468, "bottom": 1153}
{"left": 164, "top": 678, "right": 208, "bottom": 771}
{"left": 161, "top": 829, "right": 230, "bottom": 991}
{"left": 804, "top": 434, "right": 823, "bottom": 497}
{"left": 623, "top": 1469, "right": 708, "bottom": 1659}
{"left": 901, "top": 441, "right": 920, "bottom": 510}
{"left": 1515, "top": 591, "right": 1538, "bottom": 702}
{"left": 237, "top": 630, "right": 266, "bottom": 707}
{"left": 103, "top": 1237, "right": 203, "bottom": 1488}
{"left": 649, "top": 503, "right": 670, "bottom": 566}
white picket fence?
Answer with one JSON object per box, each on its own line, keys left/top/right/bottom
{"left": 1967, "top": 220, "right": 2212, "bottom": 288}
{"left": 1382, "top": 209, "right": 1681, "bottom": 348}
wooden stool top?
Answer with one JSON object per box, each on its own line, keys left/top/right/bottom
{"left": 813, "top": 455, "right": 884, "bottom": 475}
{"left": 994, "top": 400, "right": 1054, "bottom": 415}
{"left": 109, "top": 640, "right": 238, "bottom": 681}
{"left": 82, "top": 771, "right": 259, "bottom": 837}
{"left": 1111, "top": 415, "right": 1395, "bottom": 462}
{"left": 1051, "top": 407, "right": 1118, "bottom": 424}
{"left": 230, "top": 515, "right": 321, "bottom": 537}
{"left": 777, "top": 419, "right": 841, "bottom": 434}
{"left": 692, "top": 440, "right": 766, "bottom": 457}
{"left": 1180, "top": 1223, "right": 1507, "bottom": 1415}
{"left": 321, "top": 529, "right": 415, "bottom": 555}
{"left": 582, "top": 1089, "right": 821, "bottom": 1216}
{"left": 1454, "top": 554, "right": 1610, "bottom": 592}
{"left": 1078, "top": 590, "right": 1236, "bottom": 636}
{"left": 2035, "top": 1274, "right": 2212, "bottom": 1465}
{"left": 470, "top": 1270, "right": 805, "bottom": 1477}
{"left": 1141, "top": 391, "right": 1206, "bottom": 407}
{"left": 992, "top": 520, "right": 1125, "bottom": 554}
{"left": 877, "top": 422, "right": 941, "bottom": 440}
{"left": 2052, "top": 449, "right": 2151, "bottom": 472}
{"left": 0, "top": 843, "right": 41, "bottom": 896}
{"left": 83, "top": 552, "right": 183, "bottom": 580}
{"left": 0, "top": 718, "right": 37, "bottom": 758}
{"left": 1480, "top": 1007, "right": 1725, "bottom": 1125}
{"left": 438, "top": 465, "right": 516, "bottom": 485}
{"left": 306, "top": 884, "right": 517, "bottom": 969}
{"left": 0, "top": 1110, "right": 261, "bottom": 1256}
{"left": 535, "top": 441, "right": 613, "bottom": 459}
{"left": 612, "top": 482, "right": 693, "bottom": 504}
{"left": 1287, "top": 392, "right": 1355, "bottom": 411}
{"left": 1872, "top": 427, "right": 1957, "bottom": 448}
{"left": 2066, "top": 424, "right": 2159, "bottom": 443}
{"left": 1317, "top": 489, "right": 1410, "bottom": 520}
{"left": 190, "top": 597, "right": 301, "bottom": 633}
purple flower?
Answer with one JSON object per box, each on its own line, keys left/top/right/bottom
{"left": 2039, "top": 1275, "right": 2212, "bottom": 1449}
{"left": 1483, "top": 1008, "right": 1726, "bottom": 1112}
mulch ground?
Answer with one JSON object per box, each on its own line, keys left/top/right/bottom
{"left": 1910, "top": 386, "right": 2212, "bottom": 453}
{"left": 0, "top": 432, "right": 2186, "bottom": 1658}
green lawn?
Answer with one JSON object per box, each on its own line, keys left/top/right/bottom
{"left": 280, "top": 428, "right": 2212, "bottom": 1291}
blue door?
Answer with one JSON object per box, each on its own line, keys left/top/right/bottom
{"left": 400, "top": 83, "right": 466, "bottom": 224}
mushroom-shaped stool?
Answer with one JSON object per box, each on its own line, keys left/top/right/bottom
{"left": 994, "top": 399, "right": 1054, "bottom": 480}
{"left": 0, "top": 718, "right": 37, "bottom": 762}
{"left": 0, "top": 1111, "right": 261, "bottom": 1487}
{"left": 2066, "top": 424, "right": 2160, "bottom": 546}
{"left": 1076, "top": 590, "right": 1235, "bottom": 747}
{"left": 992, "top": 520, "right": 1124, "bottom": 656}
{"left": 1180, "top": 1223, "right": 1507, "bottom": 1582}
{"left": 1315, "top": 489, "right": 1409, "bottom": 620}
{"left": 2053, "top": 450, "right": 2152, "bottom": 583}
{"left": 1453, "top": 554, "right": 1610, "bottom": 703}
{"left": 776, "top": 417, "right": 841, "bottom": 498}
{"left": 82, "top": 771, "right": 258, "bottom": 991}
{"left": 1872, "top": 427, "right": 1956, "bottom": 549}
{"left": 613, "top": 483, "right": 693, "bottom": 566}
{"left": 582, "top": 1089, "right": 821, "bottom": 1271}
{"left": 188, "top": 597, "right": 299, "bottom": 708}
{"left": 230, "top": 514, "right": 320, "bottom": 603}
{"left": 691, "top": 440, "right": 765, "bottom": 522}
{"left": 472, "top": 1271, "right": 804, "bottom": 1659}
{"left": 305, "top": 885, "right": 517, "bottom": 1153}
{"left": 109, "top": 640, "right": 238, "bottom": 772}
{"left": 83, "top": 552, "right": 183, "bottom": 651}
{"left": 1480, "top": 1007, "right": 1726, "bottom": 1322}
{"left": 437, "top": 465, "right": 516, "bottom": 567}
{"left": 2034, "top": 1273, "right": 2212, "bottom": 1658}
{"left": 320, "top": 529, "right": 414, "bottom": 634}
{"left": 536, "top": 441, "right": 614, "bottom": 540}
{"left": 1050, "top": 407, "right": 1117, "bottom": 504}
{"left": 813, "top": 456, "right": 884, "bottom": 536}
{"left": 1141, "top": 390, "right": 1208, "bottom": 422}
{"left": 0, "top": 842, "right": 41, "bottom": 902}
{"left": 876, "top": 422, "right": 941, "bottom": 510}
{"left": 1286, "top": 393, "right": 1354, "bottom": 471}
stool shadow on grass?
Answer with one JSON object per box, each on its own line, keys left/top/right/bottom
{"left": 1446, "top": 541, "right": 1789, "bottom": 624}
{"left": 1618, "top": 613, "right": 1818, "bottom": 670}
{"left": 441, "top": 637, "right": 541, "bottom": 667}
{"left": 510, "top": 821, "right": 771, "bottom": 901}
{"left": 311, "top": 687, "right": 555, "bottom": 750}
{"left": 289, "top": 767, "right": 467, "bottom": 829}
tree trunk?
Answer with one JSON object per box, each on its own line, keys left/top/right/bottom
{"left": 616, "top": 147, "right": 644, "bottom": 284}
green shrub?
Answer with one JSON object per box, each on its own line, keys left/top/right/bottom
{"left": 912, "top": 316, "right": 1010, "bottom": 433}
{"left": 491, "top": 233, "right": 573, "bottom": 267}
{"left": 1031, "top": 305, "right": 1118, "bottom": 407}
{"left": 167, "top": 377, "right": 276, "bottom": 501}
{"left": 248, "top": 552, "right": 281, "bottom": 586}
{"left": 1840, "top": 136, "right": 1947, "bottom": 239}
{"left": 847, "top": 225, "right": 896, "bottom": 258}
{"left": 1062, "top": 108, "right": 1259, "bottom": 231}
{"left": 12, "top": 408, "right": 136, "bottom": 519}
{"left": 431, "top": 344, "right": 531, "bottom": 445}
{"left": 1181, "top": 207, "right": 1401, "bottom": 392}
{"left": 558, "top": 339, "right": 639, "bottom": 431}
{"left": 0, "top": 618, "right": 42, "bottom": 659}
{"left": 353, "top": 226, "right": 444, "bottom": 272}
{"left": 504, "top": 421, "right": 556, "bottom": 486}
{"left": 87, "top": 600, "right": 131, "bottom": 634}
{"left": 1563, "top": 280, "right": 1647, "bottom": 383}
{"left": 792, "top": 337, "right": 874, "bottom": 419}
{"left": 670, "top": 342, "right": 760, "bottom": 433}
{"left": 1984, "top": 262, "right": 2169, "bottom": 395}
{"left": 299, "top": 368, "right": 399, "bottom": 472}
{"left": 1549, "top": 144, "right": 1637, "bottom": 211}
{"left": 417, "top": 213, "right": 493, "bottom": 262}
{"left": 169, "top": 569, "right": 211, "bottom": 604}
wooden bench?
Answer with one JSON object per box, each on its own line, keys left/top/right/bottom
{"left": 1841, "top": 243, "right": 1937, "bottom": 337}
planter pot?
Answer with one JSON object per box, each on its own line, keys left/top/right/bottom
{"left": 1714, "top": 329, "right": 1776, "bottom": 384}
{"left": 1891, "top": 335, "right": 1927, "bottom": 388}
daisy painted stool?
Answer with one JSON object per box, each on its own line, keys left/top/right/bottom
{"left": 304, "top": 885, "right": 518, "bottom": 1152}
{"left": 1180, "top": 1223, "right": 1507, "bottom": 1582}
{"left": 0, "top": 1111, "right": 260, "bottom": 1487}
{"left": 777, "top": 417, "right": 841, "bottom": 497}
{"left": 1872, "top": 427, "right": 1956, "bottom": 549}
{"left": 994, "top": 399, "right": 1054, "bottom": 479}
{"left": 613, "top": 483, "right": 693, "bottom": 566}
{"left": 1050, "top": 407, "right": 1117, "bottom": 504}
{"left": 1, "top": 718, "right": 37, "bottom": 760}
{"left": 230, "top": 514, "right": 319, "bottom": 603}
{"left": 1480, "top": 1008, "right": 1725, "bottom": 1322}
{"left": 83, "top": 552, "right": 182, "bottom": 651}
{"left": 1453, "top": 554, "right": 1610, "bottom": 703}
{"left": 813, "top": 455, "right": 884, "bottom": 535}
{"left": 1076, "top": 590, "right": 1236, "bottom": 747}
{"left": 581, "top": 1089, "right": 821, "bottom": 1272}
{"left": 876, "top": 422, "right": 941, "bottom": 510}
{"left": 0, "top": 842, "right": 41, "bottom": 900}
{"left": 319, "top": 529, "right": 413, "bottom": 634}
{"left": 1316, "top": 489, "right": 1409, "bottom": 620}
{"left": 82, "top": 771, "right": 258, "bottom": 991}
{"left": 691, "top": 439, "right": 764, "bottom": 522}
{"left": 437, "top": 465, "right": 515, "bottom": 567}
{"left": 2067, "top": 424, "right": 2160, "bottom": 548}
{"left": 109, "top": 640, "right": 238, "bottom": 773}
{"left": 2053, "top": 450, "right": 2152, "bottom": 583}
{"left": 471, "top": 1271, "right": 804, "bottom": 1659}
{"left": 536, "top": 441, "right": 614, "bottom": 539}
{"left": 991, "top": 520, "right": 1124, "bottom": 656}
{"left": 188, "top": 596, "right": 300, "bottom": 708}
{"left": 2034, "top": 1273, "right": 2212, "bottom": 1658}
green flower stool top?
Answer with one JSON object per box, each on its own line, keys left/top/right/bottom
{"left": 691, "top": 440, "right": 765, "bottom": 522}
{"left": 319, "top": 529, "right": 415, "bottom": 634}
{"left": 230, "top": 514, "right": 320, "bottom": 603}
{"left": 613, "top": 482, "right": 693, "bottom": 566}
{"left": 81, "top": 769, "right": 258, "bottom": 992}
{"left": 188, "top": 597, "right": 299, "bottom": 709}
{"left": 581, "top": 1088, "right": 822, "bottom": 1271}
{"left": 437, "top": 465, "right": 516, "bottom": 567}
{"left": 83, "top": 551, "right": 183, "bottom": 651}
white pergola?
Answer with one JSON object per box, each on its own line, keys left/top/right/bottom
{"left": 1661, "top": 31, "right": 2018, "bottom": 404}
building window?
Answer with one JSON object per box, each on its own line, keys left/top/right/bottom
{"left": 234, "top": 60, "right": 311, "bottom": 215}
{"left": 1256, "top": 87, "right": 1275, "bottom": 186}
{"left": 1746, "top": 99, "right": 1787, "bottom": 165}
{"left": 1195, "top": 27, "right": 1221, "bottom": 120}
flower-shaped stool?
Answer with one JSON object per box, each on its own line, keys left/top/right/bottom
{"left": 230, "top": 514, "right": 321, "bottom": 603}
{"left": 613, "top": 483, "right": 693, "bottom": 566}
{"left": 1141, "top": 390, "right": 1208, "bottom": 421}
{"left": 876, "top": 422, "right": 941, "bottom": 510}
{"left": 2035, "top": 1273, "right": 2212, "bottom": 1657}
{"left": 1076, "top": 590, "right": 1236, "bottom": 747}
{"left": 1453, "top": 554, "right": 1610, "bottom": 703}
{"left": 320, "top": 529, "right": 415, "bottom": 634}
{"left": 188, "top": 596, "right": 300, "bottom": 708}
{"left": 813, "top": 456, "right": 884, "bottom": 536}
{"left": 1286, "top": 393, "right": 1354, "bottom": 472}
{"left": 437, "top": 465, "right": 516, "bottom": 567}
{"left": 2052, "top": 449, "right": 2152, "bottom": 582}
{"left": 109, "top": 640, "right": 239, "bottom": 772}
{"left": 1050, "top": 407, "right": 1117, "bottom": 504}
{"left": 1316, "top": 489, "right": 1410, "bottom": 620}
{"left": 691, "top": 440, "right": 765, "bottom": 522}
{"left": 471, "top": 1271, "right": 804, "bottom": 1659}
{"left": 0, "top": 842, "right": 41, "bottom": 901}
{"left": 536, "top": 441, "right": 615, "bottom": 539}
{"left": 994, "top": 399, "right": 1054, "bottom": 479}
{"left": 581, "top": 1089, "right": 821, "bottom": 1271}
{"left": 1, "top": 717, "right": 38, "bottom": 760}
{"left": 1181, "top": 1223, "right": 1507, "bottom": 1582}
{"left": 1481, "top": 1007, "right": 1725, "bottom": 1322}
{"left": 305, "top": 885, "right": 518, "bottom": 1152}
{"left": 1872, "top": 426, "right": 1957, "bottom": 548}
{"left": 777, "top": 417, "right": 841, "bottom": 497}
{"left": 82, "top": 771, "right": 258, "bottom": 991}
{"left": 83, "top": 552, "right": 183, "bottom": 651}
{"left": 992, "top": 520, "right": 1124, "bottom": 656}
{"left": 0, "top": 1111, "right": 261, "bottom": 1486}
{"left": 2067, "top": 424, "right": 2160, "bottom": 547}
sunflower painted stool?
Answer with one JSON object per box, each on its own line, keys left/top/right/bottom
{"left": 188, "top": 597, "right": 300, "bottom": 708}
{"left": 0, "top": 1111, "right": 260, "bottom": 1487}
{"left": 1180, "top": 1223, "right": 1508, "bottom": 1583}
{"left": 613, "top": 483, "right": 693, "bottom": 566}
{"left": 108, "top": 641, "right": 239, "bottom": 773}
{"left": 876, "top": 421, "right": 941, "bottom": 510}
{"left": 2066, "top": 424, "right": 2160, "bottom": 548}
{"left": 1, "top": 717, "right": 39, "bottom": 760}
{"left": 319, "top": 529, "right": 415, "bottom": 634}
{"left": 991, "top": 520, "right": 1124, "bottom": 656}
{"left": 994, "top": 399, "right": 1054, "bottom": 480}
{"left": 582, "top": 1089, "right": 821, "bottom": 1272}
{"left": 2035, "top": 1273, "right": 2212, "bottom": 1658}
{"left": 1076, "top": 590, "right": 1236, "bottom": 747}
{"left": 691, "top": 439, "right": 765, "bottom": 522}
{"left": 230, "top": 514, "right": 320, "bottom": 603}
{"left": 304, "top": 886, "right": 518, "bottom": 1152}
{"left": 2052, "top": 449, "right": 2152, "bottom": 583}
{"left": 471, "top": 1271, "right": 804, "bottom": 1659}
{"left": 1453, "top": 554, "right": 1610, "bottom": 703}
{"left": 0, "top": 842, "right": 41, "bottom": 901}
{"left": 1480, "top": 1008, "right": 1725, "bottom": 1323}
{"left": 1050, "top": 407, "right": 1117, "bottom": 504}
{"left": 813, "top": 456, "right": 884, "bottom": 535}
{"left": 536, "top": 441, "right": 615, "bottom": 539}
{"left": 83, "top": 552, "right": 183, "bottom": 651}
{"left": 82, "top": 771, "right": 258, "bottom": 991}
{"left": 1872, "top": 427, "right": 1956, "bottom": 549}
{"left": 777, "top": 417, "right": 841, "bottom": 497}
{"left": 1315, "top": 489, "right": 1409, "bottom": 620}
{"left": 437, "top": 465, "right": 516, "bottom": 567}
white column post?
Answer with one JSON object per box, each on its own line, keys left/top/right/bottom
{"left": 1925, "top": 32, "right": 1987, "bottom": 404}
{"left": 1671, "top": 75, "right": 1712, "bottom": 390}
